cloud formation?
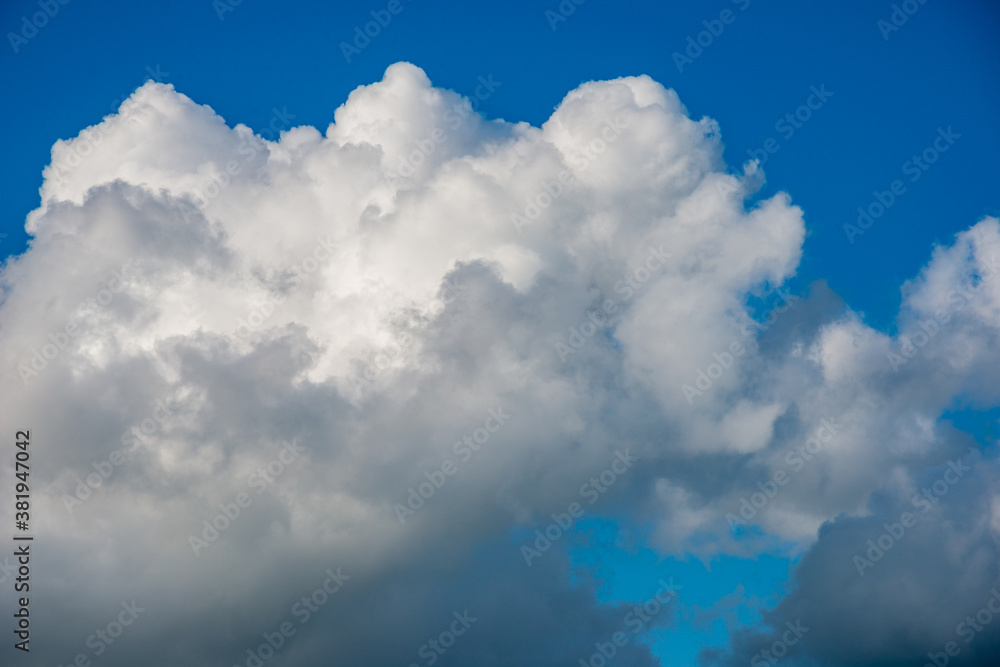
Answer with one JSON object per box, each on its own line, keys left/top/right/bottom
{"left": 1, "top": 62, "right": 997, "bottom": 666}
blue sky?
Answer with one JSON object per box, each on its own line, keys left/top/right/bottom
{"left": 565, "top": 518, "right": 796, "bottom": 666}
{"left": 3, "top": 2, "right": 999, "bottom": 666}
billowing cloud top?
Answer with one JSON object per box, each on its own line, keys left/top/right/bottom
{"left": 1, "top": 62, "right": 998, "bottom": 666}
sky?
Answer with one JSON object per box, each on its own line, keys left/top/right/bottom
{"left": 1, "top": 1, "right": 999, "bottom": 666}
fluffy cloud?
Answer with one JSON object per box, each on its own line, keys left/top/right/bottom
{"left": 1, "top": 62, "right": 997, "bottom": 666}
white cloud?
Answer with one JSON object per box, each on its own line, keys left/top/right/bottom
{"left": 1, "top": 62, "right": 998, "bottom": 666}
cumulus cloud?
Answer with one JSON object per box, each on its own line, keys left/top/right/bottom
{"left": 1, "top": 62, "right": 997, "bottom": 666}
